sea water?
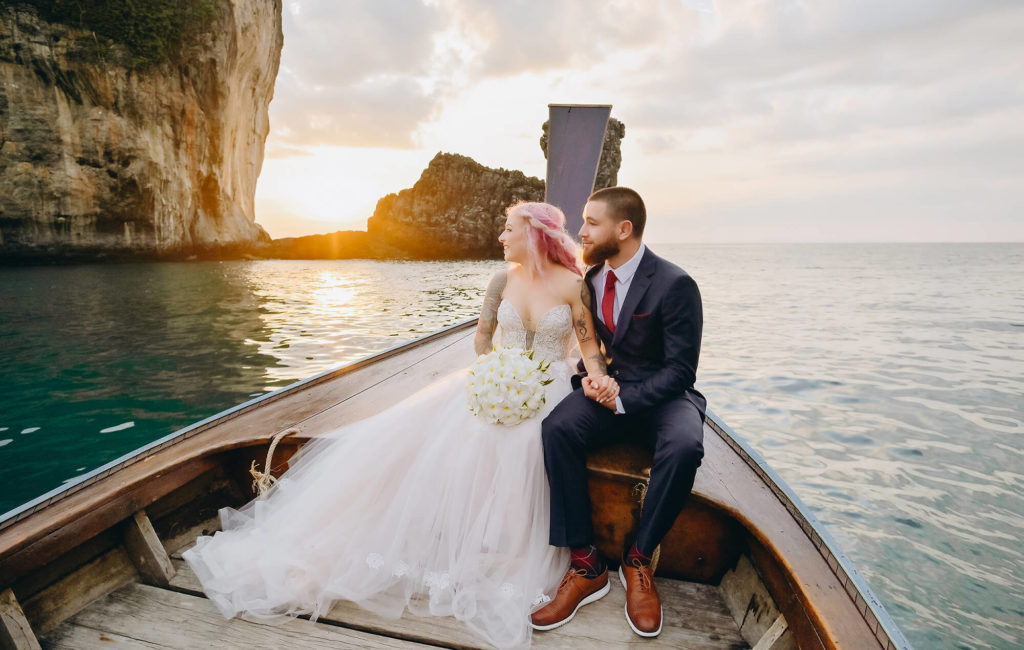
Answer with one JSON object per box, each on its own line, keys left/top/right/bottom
{"left": 1, "top": 243, "right": 1021, "bottom": 648}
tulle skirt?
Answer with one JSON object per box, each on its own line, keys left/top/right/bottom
{"left": 183, "top": 361, "right": 571, "bottom": 649}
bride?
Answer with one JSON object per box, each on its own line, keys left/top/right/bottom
{"left": 183, "top": 201, "right": 618, "bottom": 649}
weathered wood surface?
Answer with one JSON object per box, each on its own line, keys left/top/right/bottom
{"left": 752, "top": 615, "right": 793, "bottom": 650}
{"left": 719, "top": 554, "right": 783, "bottom": 644}
{"left": 1, "top": 587, "right": 41, "bottom": 650}
{"left": 168, "top": 558, "right": 746, "bottom": 649}
{"left": 21, "top": 547, "right": 137, "bottom": 636}
{"left": 147, "top": 466, "right": 246, "bottom": 551}
{"left": 164, "top": 518, "right": 219, "bottom": 560}
{"left": 0, "top": 459, "right": 216, "bottom": 587}
{"left": 9, "top": 529, "right": 121, "bottom": 604}
{"left": 42, "top": 583, "right": 433, "bottom": 649}
{"left": 121, "top": 512, "right": 174, "bottom": 588}
{"left": 42, "top": 624, "right": 165, "bottom": 649}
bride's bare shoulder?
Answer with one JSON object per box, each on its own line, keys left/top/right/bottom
{"left": 548, "top": 266, "right": 587, "bottom": 302}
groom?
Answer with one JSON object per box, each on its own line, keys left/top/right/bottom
{"left": 532, "top": 187, "right": 706, "bottom": 637}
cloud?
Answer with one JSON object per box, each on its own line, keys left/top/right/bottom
{"left": 265, "top": 0, "right": 706, "bottom": 153}
{"left": 270, "top": 69, "right": 439, "bottom": 148}
{"left": 267, "top": 0, "right": 446, "bottom": 150}
{"left": 446, "top": 0, "right": 688, "bottom": 77}
{"left": 260, "top": 0, "right": 1024, "bottom": 241}
{"left": 624, "top": 0, "right": 1024, "bottom": 140}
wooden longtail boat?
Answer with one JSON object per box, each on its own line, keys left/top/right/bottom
{"left": 0, "top": 319, "right": 909, "bottom": 649}
{"left": 1, "top": 105, "right": 908, "bottom": 649}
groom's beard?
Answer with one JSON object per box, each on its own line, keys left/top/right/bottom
{"left": 582, "top": 238, "right": 619, "bottom": 266}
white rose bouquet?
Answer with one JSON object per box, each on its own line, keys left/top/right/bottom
{"left": 466, "top": 347, "right": 554, "bottom": 425}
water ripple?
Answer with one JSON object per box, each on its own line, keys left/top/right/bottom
{"left": 1, "top": 244, "right": 1022, "bottom": 648}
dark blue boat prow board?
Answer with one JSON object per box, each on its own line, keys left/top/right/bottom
{"left": 544, "top": 104, "right": 612, "bottom": 235}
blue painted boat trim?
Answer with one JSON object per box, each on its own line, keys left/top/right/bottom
{"left": 704, "top": 408, "right": 912, "bottom": 650}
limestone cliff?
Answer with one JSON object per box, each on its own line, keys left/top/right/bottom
{"left": 0, "top": 1, "right": 282, "bottom": 261}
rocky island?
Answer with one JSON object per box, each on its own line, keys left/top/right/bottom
{"left": 266, "top": 118, "right": 626, "bottom": 260}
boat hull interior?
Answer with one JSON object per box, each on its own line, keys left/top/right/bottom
{"left": 0, "top": 322, "right": 900, "bottom": 650}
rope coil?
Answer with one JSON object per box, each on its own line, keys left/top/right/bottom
{"left": 250, "top": 427, "right": 299, "bottom": 497}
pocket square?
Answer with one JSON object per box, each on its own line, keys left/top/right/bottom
{"left": 632, "top": 312, "right": 651, "bottom": 319}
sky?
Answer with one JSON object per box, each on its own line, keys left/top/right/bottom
{"left": 253, "top": 0, "right": 1024, "bottom": 243}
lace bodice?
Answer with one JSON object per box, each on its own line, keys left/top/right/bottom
{"left": 497, "top": 300, "right": 576, "bottom": 364}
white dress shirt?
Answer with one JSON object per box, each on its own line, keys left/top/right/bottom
{"left": 594, "top": 242, "right": 646, "bottom": 329}
{"left": 593, "top": 243, "right": 646, "bottom": 414}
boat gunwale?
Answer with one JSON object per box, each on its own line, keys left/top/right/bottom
{"left": 0, "top": 317, "right": 479, "bottom": 532}
{"left": 705, "top": 410, "right": 910, "bottom": 650}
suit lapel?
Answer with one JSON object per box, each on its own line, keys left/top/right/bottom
{"left": 612, "top": 248, "right": 657, "bottom": 347}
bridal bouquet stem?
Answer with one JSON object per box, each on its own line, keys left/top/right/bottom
{"left": 467, "top": 347, "right": 554, "bottom": 425}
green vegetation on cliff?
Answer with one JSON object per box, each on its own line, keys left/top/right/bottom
{"left": 19, "top": 0, "right": 218, "bottom": 68}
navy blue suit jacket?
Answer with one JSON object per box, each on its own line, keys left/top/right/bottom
{"left": 579, "top": 246, "right": 704, "bottom": 415}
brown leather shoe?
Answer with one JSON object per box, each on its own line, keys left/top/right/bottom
{"left": 618, "top": 558, "right": 663, "bottom": 637}
{"left": 530, "top": 566, "right": 610, "bottom": 631}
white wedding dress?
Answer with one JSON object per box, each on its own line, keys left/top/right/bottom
{"left": 183, "top": 300, "right": 574, "bottom": 649}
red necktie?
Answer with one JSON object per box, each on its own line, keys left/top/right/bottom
{"left": 602, "top": 270, "right": 617, "bottom": 334}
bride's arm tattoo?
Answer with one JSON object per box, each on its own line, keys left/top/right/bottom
{"left": 475, "top": 269, "right": 507, "bottom": 355}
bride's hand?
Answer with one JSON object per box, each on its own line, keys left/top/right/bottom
{"left": 583, "top": 375, "right": 619, "bottom": 405}
{"left": 597, "top": 377, "right": 619, "bottom": 405}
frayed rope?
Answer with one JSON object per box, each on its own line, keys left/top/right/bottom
{"left": 250, "top": 427, "right": 299, "bottom": 497}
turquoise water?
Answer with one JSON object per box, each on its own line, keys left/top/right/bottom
{"left": 1, "top": 244, "right": 1021, "bottom": 648}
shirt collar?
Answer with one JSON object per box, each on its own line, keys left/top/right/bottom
{"left": 602, "top": 242, "right": 646, "bottom": 285}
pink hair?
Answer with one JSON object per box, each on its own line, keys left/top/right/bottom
{"left": 506, "top": 202, "right": 583, "bottom": 277}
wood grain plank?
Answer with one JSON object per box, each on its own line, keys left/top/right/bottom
{"left": 21, "top": 547, "right": 137, "bottom": 636}
{"left": 0, "top": 461, "right": 216, "bottom": 587}
{"left": 41, "top": 624, "right": 165, "bottom": 649}
{"left": 121, "top": 512, "right": 174, "bottom": 588}
{"left": 1, "top": 587, "right": 41, "bottom": 650}
{"left": 50, "top": 583, "right": 432, "bottom": 649}
{"left": 168, "top": 558, "right": 747, "bottom": 649}
{"left": 719, "top": 554, "right": 781, "bottom": 645}
{"left": 164, "top": 517, "right": 219, "bottom": 560}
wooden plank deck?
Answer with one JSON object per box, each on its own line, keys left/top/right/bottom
{"left": 40, "top": 555, "right": 748, "bottom": 649}
{"left": 41, "top": 581, "right": 433, "bottom": 649}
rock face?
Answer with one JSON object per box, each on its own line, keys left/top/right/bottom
{"left": 0, "top": 1, "right": 282, "bottom": 261}
{"left": 365, "top": 153, "right": 546, "bottom": 259}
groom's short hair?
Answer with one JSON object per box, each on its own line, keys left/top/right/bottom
{"left": 589, "top": 186, "right": 646, "bottom": 238}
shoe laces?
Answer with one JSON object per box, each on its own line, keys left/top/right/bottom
{"left": 630, "top": 558, "right": 653, "bottom": 592}
{"left": 559, "top": 567, "right": 588, "bottom": 590}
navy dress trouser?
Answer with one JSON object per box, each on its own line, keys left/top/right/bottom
{"left": 541, "top": 386, "right": 706, "bottom": 554}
